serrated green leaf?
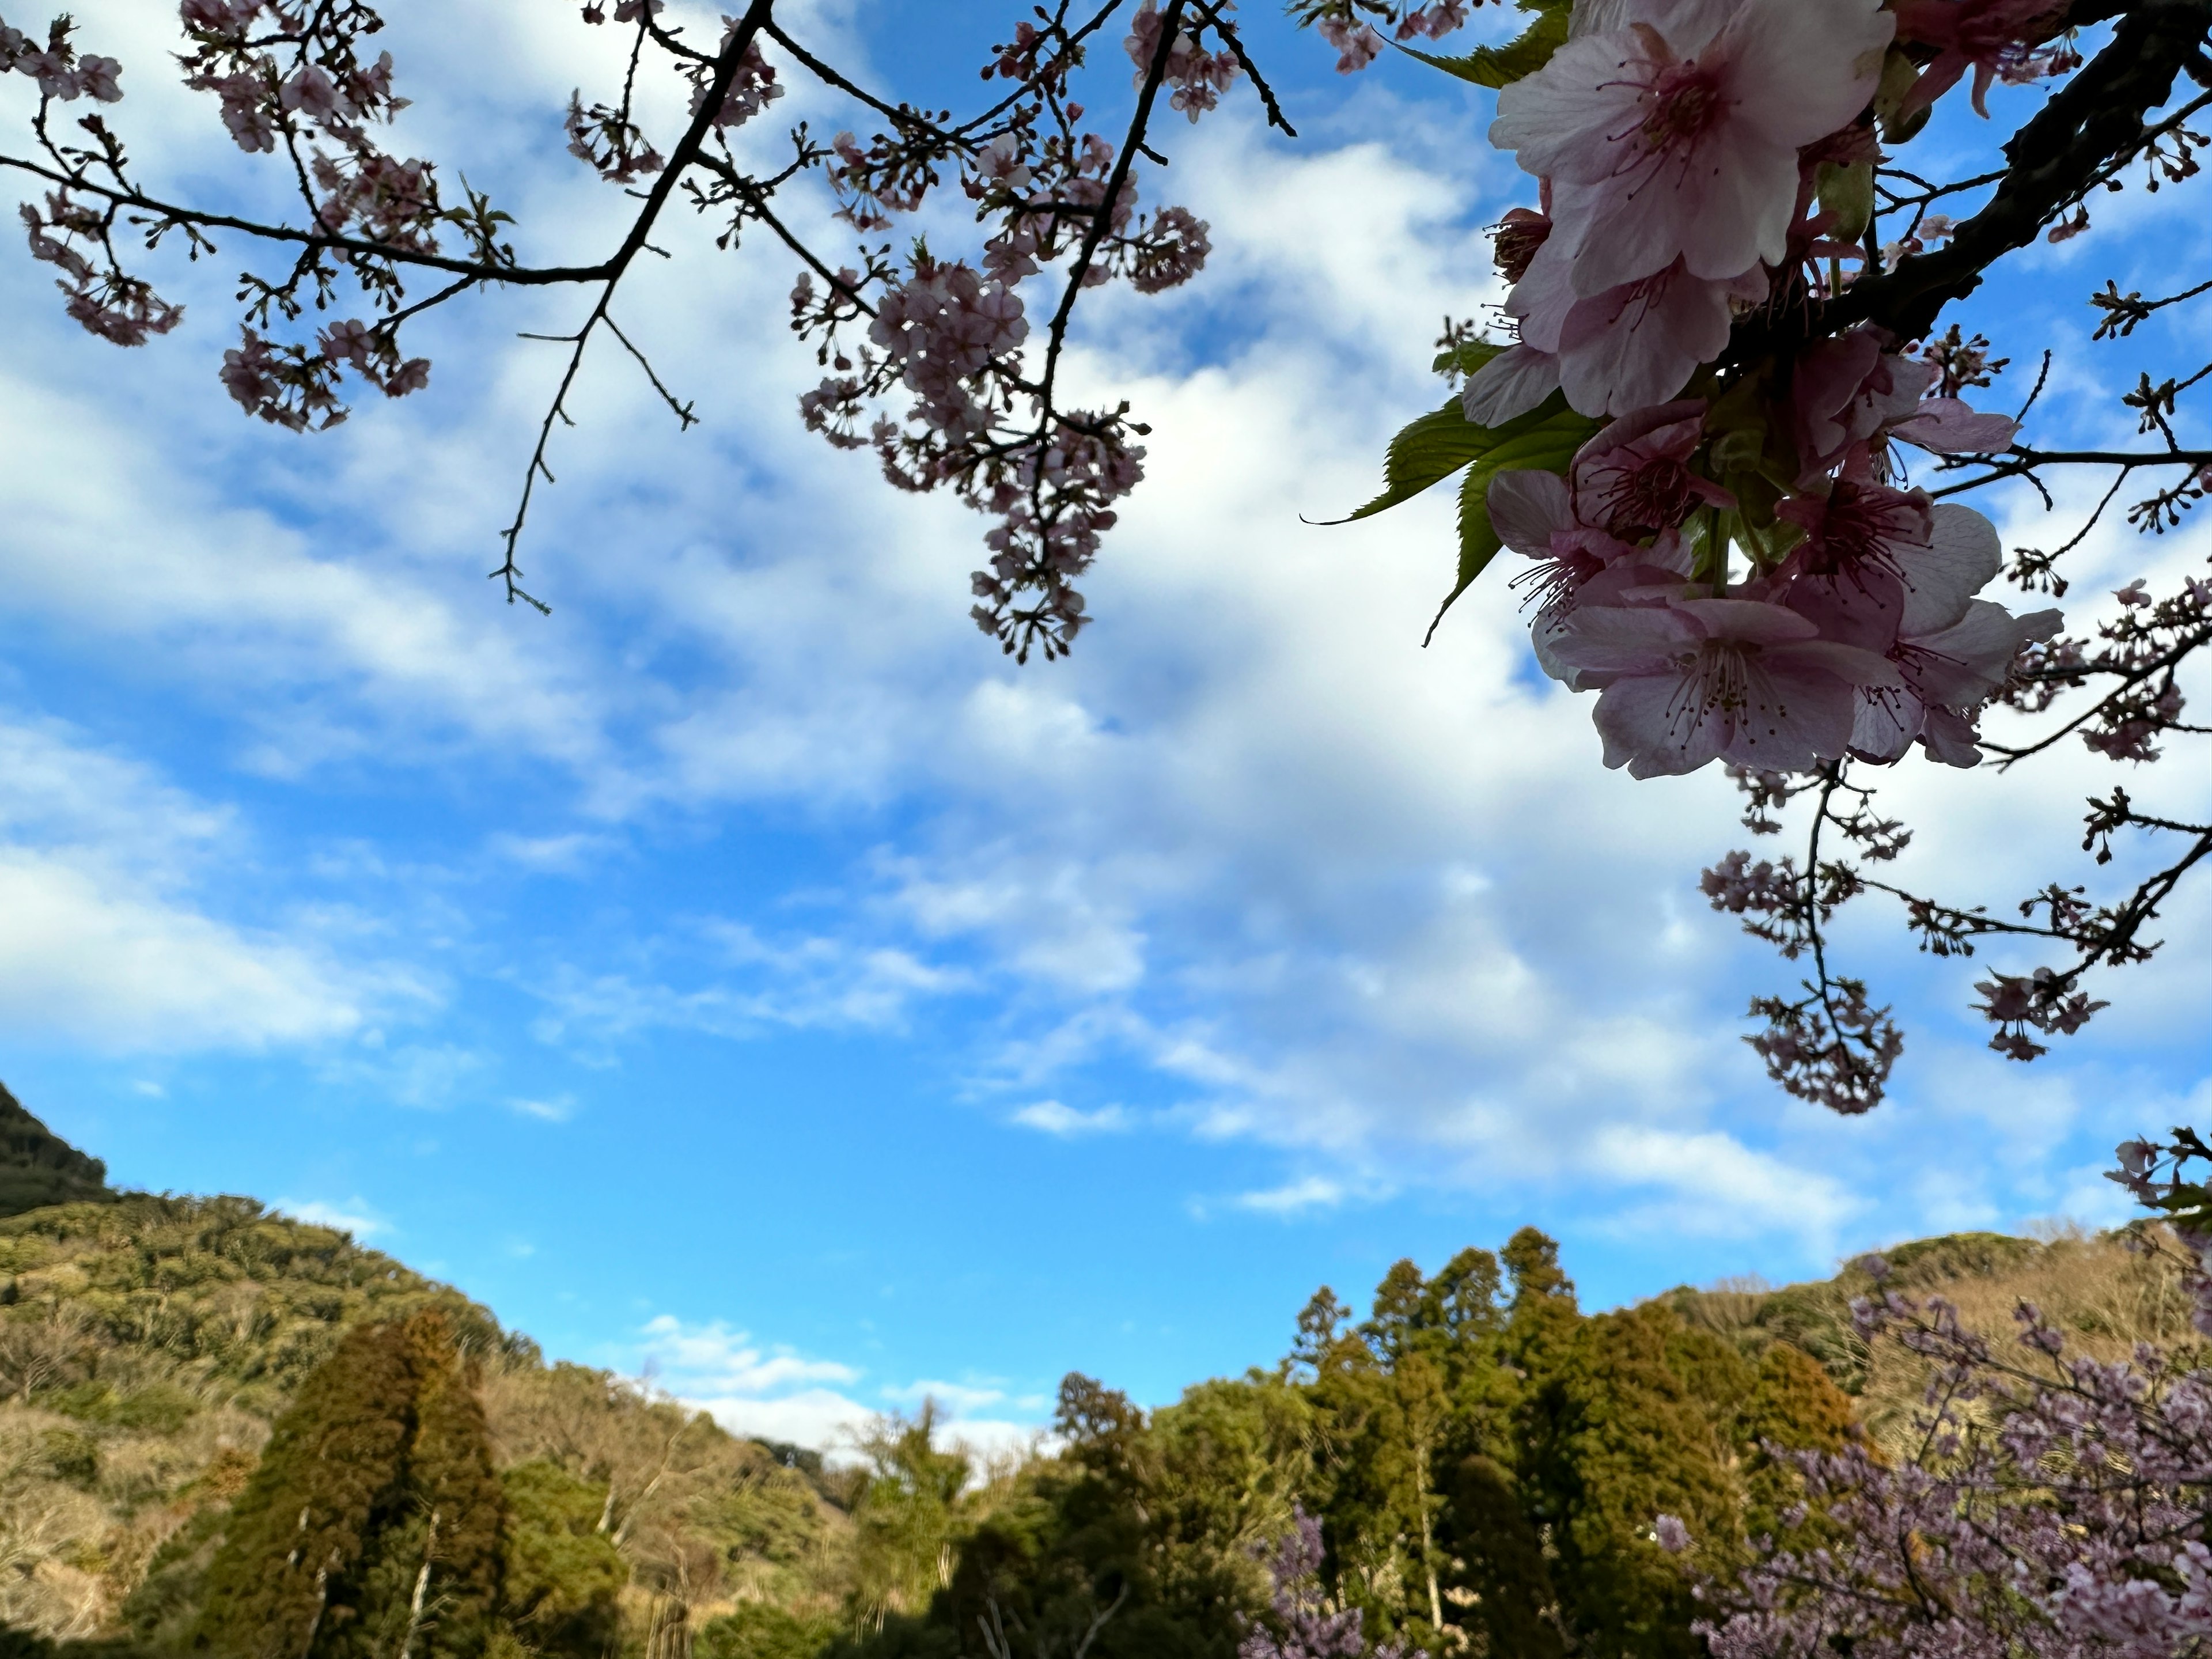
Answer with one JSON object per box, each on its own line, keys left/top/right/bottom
{"left": 1322, "top": 371, "right": 1554, "bottom": 529}
{"left": 1399, "top": 1, "right": 1569, "bottom": 90}
{"left": 1424, "top": 402, "right": 1601, "bottom": 644}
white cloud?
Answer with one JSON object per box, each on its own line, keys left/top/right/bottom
{"left": 278, "top": 1196, "right": 390, "bottom": 1238}
{"left": 1234, "top": 1176, "right": 1350, "bottom": 1217}
{"left": 0, "top": 850, "right": 362, "bottom": 1051}
{"left": 0, "top": 14, "right": 2196, "bottom": 1292}
{"left": 640, "top": 1315, "right": 861, "bottom": 1395}
{"left": 509, "top": 1094, "right": 578, "bottom": 1123}
{"left": 881, "top": 1379, "right": 1009, "bottom": 1415}
{"left": 1011, "top": 1101, "right": 1131, "bottom": 1137}
{"left": 636, "top": 1317, "right": 1049, "bottom": 1456}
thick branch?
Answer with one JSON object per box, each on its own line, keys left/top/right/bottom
{"left": 1740, "top": 0, "right": 2212, "bottom": 359}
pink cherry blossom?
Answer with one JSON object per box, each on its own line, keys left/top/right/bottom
{"left": 1892, "top": 0, "right": 2070, "bottom": 118}
{"left": 1396, "top": 2, "right": 1470, "bottom": 42}
{"left": 1849, "top": 597, "right": 2062, "bottom": 764}
{"left": 1547, "top": 592, "right": 1902, "bottom": 777}
{"left": 77, "top": 54, "right": 122, "bottom": 102}
{"left": 1464, "top": 236, "right": 1767, "bottom": 422}
{"left": 1488, "top": 467, "right": 1639, "bottom": 608}
{"left": 1491, "top": 0, "right": 1893, "bottom": 297}
{"left": 1777, "top": 482, "right": 1999, "bottom": 637}
{"left": 1791, "top": 328, "right": 1934, "bottom": 482}
{"left": 1891, "top": 395, "right": 2020, "bottom": 454}
{"left": 1317, "top": 17, "right": 1384, "bottom": 74}
{"left": 1791, "top": 329, "right": 2019, "bottom": 478}
{"left": 1570, "top": 398, "right": 1734, "bottom": 537}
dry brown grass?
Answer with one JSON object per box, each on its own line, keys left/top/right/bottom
{"left": 1673, "top": 1225, "right": 2202, "bottom": 1463}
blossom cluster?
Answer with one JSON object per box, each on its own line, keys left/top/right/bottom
{"left": 0, "top": 15, "right": 121, "bottom": 104}
{"left": 1238, "top": 1507, "right": 1404, "bottom": 1659}
{"left": 1304, "top": 0, "right": 2075, "bottom": 783}
{"left": 1695, "top": 1255, "right": 2212, "bottom": 1659}
{"left": 1291, "top": 0, "right": 2070, "bottom": 783}
{"left": 1297, "top": 1, "right": 1474, "bottom": 74}
{"left": 772, "top": 3, "right": 1245, "bottom": 659}
{"left": 1491, "top": 359, "right": 2052, "bottom": 779}
{"left": 1124, "top": 0, "right": 1241, "bottom": 123}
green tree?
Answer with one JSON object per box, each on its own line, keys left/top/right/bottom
{"left": 498, "top": 1462, "right": 628, "bottom": 1657}
{"left": 1736, "top": 1343, "right": 1855, "bottom": 1548}
{"left": 191, "top": 1311, "right": 504, "bottom": 1659}
{"left": 1516, "top": 1306, "right": 1741, "bottom": 1659}
{"left": 1435, "top": 1453, "right": 1562, "bottom": 1659}
{"left": 695, "top": 1603, "right": 836, "bottom": 1659}
{"left": 847, "top": 1404, "right": 976, "bottom": 1631}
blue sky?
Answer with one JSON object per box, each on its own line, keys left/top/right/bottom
{"left": 0, "top": 1, "right": 2205, "bottom": 1450}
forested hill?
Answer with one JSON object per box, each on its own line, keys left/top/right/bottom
{"left": 0, "top": 1084, "right": 113, "bottom": 1219}
{"left": 0, "top": 1084, "right": 2193, "bottom": 1659}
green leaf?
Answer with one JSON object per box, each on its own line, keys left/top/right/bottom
{"left": 1425, "top": 401, "right": 1601, "bottom": 644}
{"left": 1399, "top": 0, "right": 1570, "bottom": 90}
{"left": 1321, "top": 361, "right": 1548, "bottom": 529}
{"left": 1431, "top": 337, "right": 1504, "bottom": 381}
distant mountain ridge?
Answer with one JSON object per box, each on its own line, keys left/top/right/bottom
{"left": 0, "top": 1078, "right": 116, "bottom": 1218}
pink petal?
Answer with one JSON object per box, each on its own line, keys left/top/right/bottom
{"left": 1506, "top": 227, "right": 1578, "bottom": 354}
{"left": 1891, "top": 396, "right": 2020, "bottom": 453}
{"left": 1544, "top": 599, "right": 1703, "bottom": 676}
{"left": 1558, "top": 263, "right": 1735, "bottom": 416}
{"left": 1673, "top": 596, "right": 1823, "bottom": 646}
{"left": 1594, "top": 673, "right": 1730, "bottom": 777}
{"left": 1721, "top": 659, "right": 1861, "bottom": 770}
{"left": 1488, "top": 468, "right": 1574, "bottom": 554}
{"left": 1488, "top": 35, "right": 1654, "bottom": 185}
{"left": 1901, "top": 598, "right": 2033, "bottom": 706}
{"left": 1851, "top": 684, "right": 1929, "bottom": 762}
{"left": 1559, "top": 135, "right": 1800, "bottom": 294}
{"left": 1896, "top": 503, "right": 2001, "bottom": 634}
{"left": 1722, "top": 0, "right": 1895, "bottom": 149}
{"left": 1461, "top": 345, "right": 1562, "bottom": 426}
{"left": 1771, "top": 638, "right": 1907, "bottom": 691}
{"left": 1916, "top": 704, "right": 1986, "bottom": 766}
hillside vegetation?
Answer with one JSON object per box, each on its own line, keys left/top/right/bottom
{"left": 0, "top": 1086, "right": 2191, "bottom": 1659}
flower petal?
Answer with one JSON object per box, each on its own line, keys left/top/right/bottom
{"left": 1488, "top": 468, "right": 1575, "bottom": 555}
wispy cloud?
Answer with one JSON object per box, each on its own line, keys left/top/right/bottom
{"left": 509, "top": 1094, "right": 577, "bottom": 1123}
{"left": 1233, "top": 1176, "right": 1351, "bottom": 1217}
{"left": 278, "top": 1196, "right": 390, "bottom": 1239}
{"left": 1010, "top": 1100, "right": 1130, "bottom": 1137}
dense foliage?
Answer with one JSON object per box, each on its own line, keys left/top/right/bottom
{"left": 0, "top": 1088, "right": 113, "bottom": 1222}
{"left": 1, "top": 1090, "right": 2198, "bottom": 1659}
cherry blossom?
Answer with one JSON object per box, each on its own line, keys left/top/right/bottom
{"left": 1569, "top": 398, "right": 1734, "bottom": 538}
{"left": 1547, "top": 593, "right": 1903, "bottom": 778}
{"left": 1240, "top": 1507, "right": 1404, "bottom": 1659}
{"left": 1892, "top": 0, "right": 2072, "bottom": 119}
{"left": 1491, "top": 0, "right": 1892, "bottom": 297}
{"left": 1464, "top": 234, "right": 1769, "bottom": 421}
{"left": 1125, "top": 0, "right": 1241, "bottom": 122}
{"left": 1700, "top": 1259, "right": 2212, "bottom": 1659}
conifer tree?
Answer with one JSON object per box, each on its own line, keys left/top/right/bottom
{"left": 1515, "top": 1306, "right": 1740, "bottom": 1659}
{"left": 1734, "top": 1342, "right": 1855, "bottom": 1550}
{"left": 191, "top": 1311, "right": 503, "bottom": 1659}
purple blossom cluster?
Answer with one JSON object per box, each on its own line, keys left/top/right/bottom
{"left": 1696, "top": 1255, "right": 2212, "bottom": 1658}
{"left": 1238, "top": 1508, "right": 1404, "bottom": 1659}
